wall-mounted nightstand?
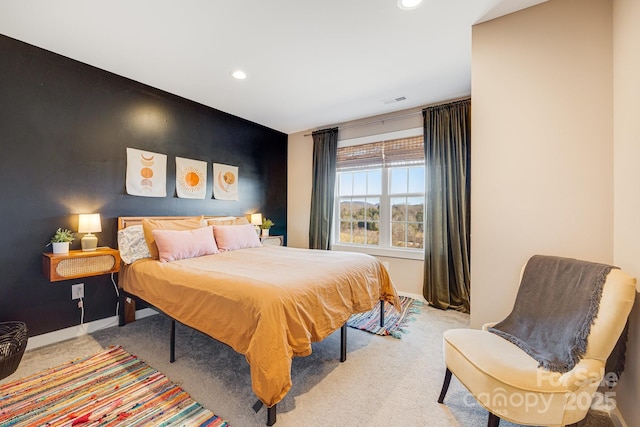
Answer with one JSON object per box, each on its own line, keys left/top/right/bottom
{"left": 260, "top": 235, "right": 284, "bottom": 246}
{"left": 42, "top": 248, "right": 120, "bottom": 282}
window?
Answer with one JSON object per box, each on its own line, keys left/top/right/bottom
{"left": 334, "top": 133, "right": 424, "bottom": 256}
{"left": 389, "top": 166, "right": 425, "bottom": 248}
{"left": 337, "top": 169, "right": 382, "bottom": 245}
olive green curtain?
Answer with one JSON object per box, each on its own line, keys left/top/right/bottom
{"left": 309, "top": 127, "right": 339, "bottom": 250}
{"left": 423, "top": 99, "right": 471, "bottom": 312}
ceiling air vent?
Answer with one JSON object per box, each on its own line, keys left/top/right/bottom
{"left": 382, "top": 96, "right": 407, "bottom": 105}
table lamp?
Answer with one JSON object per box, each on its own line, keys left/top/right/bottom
{"left": 78, "top": 213, "right": 102, "bottom": 251}
{"left": 250, "top": 213, "right": 263, "bottom": 236}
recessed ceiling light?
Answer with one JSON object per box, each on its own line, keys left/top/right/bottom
{"left": 397, "top": 0, "right": 422, "bottom": 10}
{"left": 231, "top": 70, "right": 247, "bottom": 80}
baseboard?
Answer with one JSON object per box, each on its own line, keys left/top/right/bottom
{"left": 590, "top": 392, "right": 627, "bottom": 427}
{"left": 26, "top": 308, "right": 158, "bottom": 351}
{"left": 610, "top": 406, "right": 627, "bottom": 427}
{"left": 398, "top": 291, "right": 428, "bottom": 304}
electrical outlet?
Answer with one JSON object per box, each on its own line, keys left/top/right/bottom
{"left": 71, "top": 283, "right": 84, "bottom": 300}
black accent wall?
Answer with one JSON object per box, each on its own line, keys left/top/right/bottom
{"left": 0, "top": 34, "right": 288, "bottom": 336}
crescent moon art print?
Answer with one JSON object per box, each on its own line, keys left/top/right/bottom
{"left": 125, "top": 147, "right": 167, "bottom": 197}
{"left": 176, "top": 157, "right": 207, "bottom": 199}
{"left": 213, "top": 163, "right": 239, "bottom": 200}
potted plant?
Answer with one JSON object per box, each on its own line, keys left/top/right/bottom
{"left": 261, "top": 218, "right": 274, "bottom": 237}
{"left": 46, "top": 228, "right": 75, "bottom": 254}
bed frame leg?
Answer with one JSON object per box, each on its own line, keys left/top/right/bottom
{"left": 267, "top": 404, "right": 276, "bottom": 426}
{"left": 380, "top": 300, "right": 385, "bottom": 327}
{"left": 170, "top": 319, "right": 176, "bottom": 363}
{"left": 340, "top": 324, "right": 347, "bottom": 362}
{"left": 118, "top": 290, "right": 126, "bottom": 327}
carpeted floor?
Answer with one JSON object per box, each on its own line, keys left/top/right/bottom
{"left": 1, "top": 303, "right": 614, "bottom": 426}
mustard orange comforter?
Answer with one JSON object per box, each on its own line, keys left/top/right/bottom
{"left": 120, "top": 245, "right": 399, "bottom": 407}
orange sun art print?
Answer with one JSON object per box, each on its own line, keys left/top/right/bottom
{"left": 179, "top": 167, "right": 205, "bottom": 193}
{"left": 176, "top": 157, "right": 207, "bottom": 199}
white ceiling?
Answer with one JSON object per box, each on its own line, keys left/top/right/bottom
{"left": 0, "top": 0, "right": 546, "bottom": 134}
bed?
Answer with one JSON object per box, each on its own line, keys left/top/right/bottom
{"left": 116, "top": 216, "right": 400, "bottom": 425}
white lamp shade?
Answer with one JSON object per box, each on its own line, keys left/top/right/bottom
{"left": 78, "top": 213, "right": 102, "bottom": 233}
{"left": 79, "top": 213, "right": 101, "bottom": 251}
{"left": 250, "top": 213, "right": 263, "bottom": 226}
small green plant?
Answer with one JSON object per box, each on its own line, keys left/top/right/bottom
{"left": 46, "top": 228, "right": 76, "bottom": 246}
{"left": 261, "top": 218, "right": 274, "bottom": 230}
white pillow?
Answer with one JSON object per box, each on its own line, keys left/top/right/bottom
{"left": 117, "top": 225, "right": 151, "bottom": 264}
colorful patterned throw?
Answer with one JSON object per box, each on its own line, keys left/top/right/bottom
{"left": 0, "top": 346, "right": 229, "bottom": 426}
{"left": 347, "top": 296, "right": 422, "bottom": 338}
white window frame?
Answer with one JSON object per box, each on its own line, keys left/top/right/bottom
{"left": 332, "top": 127, "right": 425, "bottom": 261}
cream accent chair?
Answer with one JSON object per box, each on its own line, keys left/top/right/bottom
{"left": 438, "top": 265, "right": 637, "bottom": 427}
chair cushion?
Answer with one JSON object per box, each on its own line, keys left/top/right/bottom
{"left": 444, "top": 329, "right": 568, "bottom": 393}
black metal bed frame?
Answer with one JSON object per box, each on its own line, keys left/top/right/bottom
{"left": 118, "top": 288, "right": 385, "bottom": 425}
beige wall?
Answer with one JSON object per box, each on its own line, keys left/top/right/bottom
{"left": 287, "top": 130, "right": 313, "bottom": 249}
{"left": 287, "top": 107, "right": 428, "bottom": 296}
{"left": 473, "top": 0, "right": 640, "bottom": 424}
{"left": 470, "top": 0, "right": 613, "bottom": 327}
{"left": 612, "top": 0, "right": 640, "bottom": 423}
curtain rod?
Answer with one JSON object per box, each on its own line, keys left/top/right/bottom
{"left": 303, "top": 96, "right": 470, "bottom": 137}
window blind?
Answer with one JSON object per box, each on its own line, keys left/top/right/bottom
{"left": 336, "top": 135, "right": 424, "bottom": 171}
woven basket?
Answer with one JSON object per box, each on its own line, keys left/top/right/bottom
{"left": 0, "top": 321, "right": 28, "bottom": 380}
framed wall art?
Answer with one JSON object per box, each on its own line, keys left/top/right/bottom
{"left": 213, "top": 163, "right": 238, "bottom": 200}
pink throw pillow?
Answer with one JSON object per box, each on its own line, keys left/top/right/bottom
{"left": 213, "top": 224, "right": 262, "bottom": 251}
{"left": 152, "top": 225, "right": 219, "bottom": 262}
{"left": 142, "top": 216, "right": 204, "bottom": 259}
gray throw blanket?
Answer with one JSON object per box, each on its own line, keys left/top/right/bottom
{"left": 489, "top": 255, "right": 616, "bottom": 373}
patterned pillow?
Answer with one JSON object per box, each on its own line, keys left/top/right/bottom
{"left": 117, "top": 225, "right": 151, "bottom": 264}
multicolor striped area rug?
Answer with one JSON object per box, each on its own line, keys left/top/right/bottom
{"left": 0, "top": 346, "right": 228, "bottom": 426}
{"left": 347, "top": 295, "right": 423, "bottom": 338}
